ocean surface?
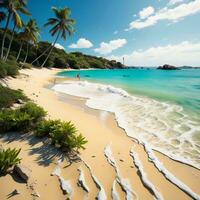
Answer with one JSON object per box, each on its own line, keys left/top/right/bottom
{"left": 53, "top": 69, "right": 200, "bottom": 168}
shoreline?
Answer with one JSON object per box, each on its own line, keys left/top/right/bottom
{"left": 0, "top": 68, "right": 199, "bottom": 200}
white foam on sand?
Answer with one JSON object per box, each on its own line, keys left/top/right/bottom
{"left": 52, "top": 81, "right": 200, "bottom": 169}
{"left": 111, "top": 180, "right": 120, "bottom": 200}
{"left": 77, "top": 168, "right": 90, "bottom": 193}
{"left": 82, "top": 160, "right": 107, "bottom": 200}
{"left": 130, "top": 149, "right": 163, "bottom": 200}
{"left": 104, "top": 145, "right": 137, "bottom": 200}
{"left": 143, "top": 143, "right": 200, "bottom": 200}
{"left": 51, "top": 160, "right": 73, "bottom": 197}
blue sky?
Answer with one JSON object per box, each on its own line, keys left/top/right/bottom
{"left": 6, "top": 0, "right": 200, "bottom": 66}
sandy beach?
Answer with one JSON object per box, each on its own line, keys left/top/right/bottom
{"left": 0, "top": 68, "right": 200, "bottom": 200}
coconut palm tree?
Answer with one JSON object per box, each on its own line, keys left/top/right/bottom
{"left": 16, "top": 30, "right": 24, "bottom": 61}
{"left": 0, "top": 0, "right": 30, "bottom": 60}
{"left": 32, "top": 7, "right": 75, "bottom": 67}
{"left": 21, "top": 19, "right": 39, "bottom": 65}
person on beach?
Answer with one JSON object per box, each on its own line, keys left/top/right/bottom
{"left": 77, "top": 73, "right": 80, "bottom": 80}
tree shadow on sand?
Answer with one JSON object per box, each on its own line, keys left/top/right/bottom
{"left": 0, "top": 132, "right": 81, "bottom": 167}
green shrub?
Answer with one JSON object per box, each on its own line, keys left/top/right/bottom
{"left": 0, "top": 59, "right": 19, "bottom": 78}
{"left": 0, "top": 102, "right": 47, "bottom": 133}
{"left": 34, "top": 119, "right": 60, "bottom": 137}
{"left": 19, "top": 102, "right": 47, "bottom": 123}
{"left": 0, "top": 85, "right": 28, "bottom": 108}
{"left": 0, "top": 147, "right": 21, "bottom": 174}
{"left": 49, "top": 121, "right": 87, "bottom": 152}
{"left": 0, "top": 65, "right": 7, "bottom": 78}
{"left": 35, "top": 120, "right": 87, "bottom": 152}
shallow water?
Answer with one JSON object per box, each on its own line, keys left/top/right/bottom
{"left": 55, "top": 69, "right": 200, "bottom": 168}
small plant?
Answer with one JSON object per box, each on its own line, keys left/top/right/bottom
{"left": 35, "top": 120, "right": 87, "bottom": 152}
{"left": 34, "top": 119, "right": 60, "bottom": 137}
{"left": 0, "top": 102, "right": 47, "bottom": 133}
{"left": 0, "top": 59, "right": 19, "bottom": 78}
{"left": 0, "top": 147, "right": 21, "bottom": 174}
{"left": 19, "top": 102, "right": 47, "bottom": 123}
{"left": 0, "top": 85, "right": 28, "bottom": 108}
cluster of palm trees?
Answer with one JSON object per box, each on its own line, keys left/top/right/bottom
{"left": 0, "top": 0, "right": 75, "bottom": 67}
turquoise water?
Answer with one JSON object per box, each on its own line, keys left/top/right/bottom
{"left": 58, "top": 69, "right": 200, "bottom": 120}
{"left": 55, "top": 69, "right": 200, "bottom": 168}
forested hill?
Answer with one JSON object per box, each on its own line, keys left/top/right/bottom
{"left": 0, "top": 30, "right": 123, "bottom": 69}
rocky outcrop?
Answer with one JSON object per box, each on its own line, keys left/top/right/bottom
{"left": 157, "top": 64, "right": 180, "bottom": 70}
{"left": 14, "top": 164, "right": 31, "bottom": 182}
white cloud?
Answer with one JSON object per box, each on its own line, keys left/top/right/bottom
{"left": 108, "top": 41, "right": 200, "bottom": 67}
{"left": 69, "top": 38, "right": 93, "bottom": 49}
{"left": 127, "top": 0, "right": 200, "bottom": 30}
{"left": 168, "top": 0, "right": 185, "bottom": 6}
{"left": 94, "top": 39, "right": 127, "bottom": 55}
{"left": 55, "top": 43, "right": 65, "bottom": 50}
{"left": 114, "top": 30, "right": 118, "bottom": 35}
{"left": 139, "top": 6, "right": 155, "bottom": 19}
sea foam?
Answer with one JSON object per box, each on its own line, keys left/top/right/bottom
{"left": 52, "top": 81, "right": 200, "bottom": 169}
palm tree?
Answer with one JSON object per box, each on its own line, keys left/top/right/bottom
{"left": 16, "top": 30, "right": 24, "bottom": 61}
{"left": 4, "top": 0, "right": 30, "bottom": 61}
{"left": 21, "top": 19, "right": 39, "bottom": 65}
{"left": 32, "top": 7, "right": 75, "bottom": 67}
{"left": 0, "top": 0, "right": 29, "bottom": 60}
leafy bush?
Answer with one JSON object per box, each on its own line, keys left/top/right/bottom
{"left": 0, "top": 65, "right": 7, "bottom": 78}
{"left": 19, "top": 102, "right": 47, "bottom": 123}
{"left": 0, "top": 59, "right": 19, "bottom": 78}
{"left": 35, "top": 120, "right": 87, "bottom": 152}
{"left": 34, "top": 119, "right": 60, "bottom": 137}
{"left": 49, "top": 121, "right": 87, "bottom": 151}
{"left": 0, "top": 147, "right": 21, "bottom": 174}
{"left": 0, "top": 102, "right": 47, "bottom": 133}
{"left": 0, "top": 85, "right": 28, "bottom": 108}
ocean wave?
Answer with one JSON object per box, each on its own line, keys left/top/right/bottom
{"left": 52, "top": 80, "right": 200, "bottom": 169}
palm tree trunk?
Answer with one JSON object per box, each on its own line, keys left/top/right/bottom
{"left": 41, "top": 30, "right": 61, "bottom": 68}
{"left": 1, "top": 12, "right": 11, "bottom": 59}
{"left": 31, "top": 43, "right": 52, "bottom": 65}
{"left": 16, "top": 41, "right": 23, "bottom": 61}
{"left": 5, "top": 23, "right": 16, "bottom": 61}
{"left": 23, "top": 42, "right": 29, "bottom": 64}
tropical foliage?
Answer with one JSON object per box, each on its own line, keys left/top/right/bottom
{"left": 0, "top": 0, "right": 30, "bottom": 60}
{"left": 0, "top": 2, "right": 122, "bottom": 69}
{"left": 0, "top": 58, "right": 19, "bottom": 77}
{"left": 40, "top": 7, "right": 75, "bottom": 67}
{"left": 0, "top": 147, "right": 21, "bottom": 174}
{"left": 0, "top": 84, "right": 28, "bottom": 108}
{"left": 35, "top": 119, "right": 87, "bottom": 152}
{"left": 0, "top": 102, "right": 46, "bottom": 133}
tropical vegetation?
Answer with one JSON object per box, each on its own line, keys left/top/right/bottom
{"left": 0, "top": 84, "right": 28, "bottom": 108}
{"left": 0, "top": 147, "right": 21, "bottom": 174}
{"left": 35, "top": 119, "right": 87, "bottom": 152}
{"left": 0, "top": 0, "right": 122, "bottom": 69}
